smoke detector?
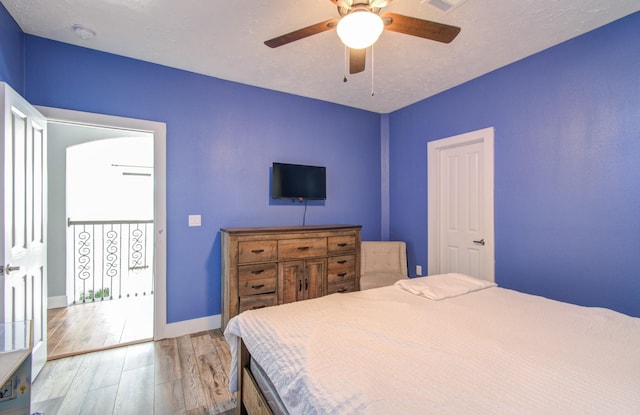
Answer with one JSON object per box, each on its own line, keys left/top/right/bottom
{"left": 72, "top": 24, "right": 96, "bottom": 40}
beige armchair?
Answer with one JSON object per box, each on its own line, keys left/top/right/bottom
{"left": 360, "top": 241, "right": 409, "bottom": 290}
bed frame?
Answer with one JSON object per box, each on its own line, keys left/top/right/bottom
{"left": 235, "top": 339, "right": 273, "bottom": 415}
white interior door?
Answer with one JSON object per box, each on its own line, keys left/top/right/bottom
{"left": 427, "top": 127, "right": 494, "bottom": 281}
{"left": 0, "top": 82, "right": 48, "bottom": 378}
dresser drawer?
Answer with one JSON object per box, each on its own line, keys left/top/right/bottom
{"left": 238, "top": 264, "right": 277, "bottom": 296}
{"left": 328, "top": 280, "right": 355, "bottom": 294}
{"left": 278, "top": 238, "right": 327, "bottom": 260}
{"left": 239, "top": 293, "right": 277, "bottom": 313}
{"left": 238, "top": 240, "right": 277, "bottom": 264}
{"left": 328, "top": 235, "right": 356, "bottom": 254}
{"left": 327, "top": 254, "right": 355, "bottom": 270}
{"left": 327, "top": 268, "right": 355, "bottom": 284}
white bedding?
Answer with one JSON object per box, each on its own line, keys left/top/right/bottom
{"left": 224, "top": 279, "right": 640, "bottom": 415}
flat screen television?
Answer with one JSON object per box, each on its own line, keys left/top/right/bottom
{"left": 272, "top": 162, "right": 326, "bottom": 200}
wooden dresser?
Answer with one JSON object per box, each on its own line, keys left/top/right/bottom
{"left": 221, "top": 225, "right": 362, "bottom": 330}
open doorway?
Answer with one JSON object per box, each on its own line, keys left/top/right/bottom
{"left": 43, "top": 112, "right": 164, "bottom": 359}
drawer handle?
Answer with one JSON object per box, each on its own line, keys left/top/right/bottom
{"left": 251, "top": 249, "right": 265, "bottom": 254}
{"left": 337, "top": 287, "right": 348, "bottom": 293}
{"left": 337, "top": 243, "right": 348, "bottom": 247}
{"left": 252, "top": 305, "right": 266, "bottom": 310}
{"left": 337, "top": 260, "right": 347, "bottom": 264}
{"left": 251, "top": 269, "right": 264, "bottom": 275}
{"left": 251, "top": 284, "right": 265, "bottom": 290}
{"left": 297, "top": 246, "right": 310, "bottom": 251}
{"left": 337, "top": 272, "right": 347, "bottom": 278}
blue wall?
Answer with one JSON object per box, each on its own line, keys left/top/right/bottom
{"left": 389, "top": 12, "right": 640, "bottom": 317}
{"left": 2, "top": 2, "right": 639, "bottom": 319}
{"left": 0, "top": 2, "right": 24, "bottom": 92}
{"left": 0, "top": 4, "right": 381, "bottom": 323}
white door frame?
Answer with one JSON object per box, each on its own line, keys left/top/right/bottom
{"left": 427, "top": 127, "right": 495, "bottom": 280}
{"left": 35, "top": 106, "right": 168, "bottom": 339}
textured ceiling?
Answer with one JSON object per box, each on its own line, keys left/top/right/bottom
{"left": 2, "top": 0, "right": 639, "bottom": 113}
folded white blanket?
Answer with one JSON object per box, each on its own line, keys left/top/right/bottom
{"left": 394, "top": 273, "right": 496, "bottom": 300}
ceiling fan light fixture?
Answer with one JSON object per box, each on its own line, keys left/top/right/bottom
{"left": 336, "top": 10, "right": 384, "bottom": 49}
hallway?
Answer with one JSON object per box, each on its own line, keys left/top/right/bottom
{"left": 47, "top": 295, "right": 153, "bottom": 360}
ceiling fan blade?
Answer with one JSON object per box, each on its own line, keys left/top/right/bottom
{"left": 382, "top": 13, "right": 460, "bottom": 44}
{"left": 264, "top": 18, "right": 339, "bottom": 48}
{"left": 370, "top": 0, "right": 391, "bottom": 8}
{"left": 329, "top": 0, "right": 352, "bottom": 7}
{"left": 349, "top": 48, "right": 366, "bottom": 74}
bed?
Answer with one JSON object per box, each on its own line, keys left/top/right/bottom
{"left": 224, "top": 273, "right": 640, "bottom": 415}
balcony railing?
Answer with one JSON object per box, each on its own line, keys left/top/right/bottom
{"left": 67, "top": 218, "right": 154, "bottom": 304}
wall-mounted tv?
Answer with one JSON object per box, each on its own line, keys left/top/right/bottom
{"left": 272, "top": 162, "right": 326, "bottom": 200}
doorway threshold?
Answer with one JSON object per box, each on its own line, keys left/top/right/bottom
{"left": 47, "top": 295, "right": 154, "bottom": 360}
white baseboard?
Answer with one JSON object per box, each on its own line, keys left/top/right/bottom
{"left": 48, "top": 295, "right": 68, "bottom": 309}
{"left": 157, "top": 314, "right": 221, "bottom": 340}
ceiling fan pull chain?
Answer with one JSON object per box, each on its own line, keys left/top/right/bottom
{"left": 371, "top": 44, "right": 375, "bottom": 96}
{"left": 343, "top": 45, "right": 348, "bottom": 82}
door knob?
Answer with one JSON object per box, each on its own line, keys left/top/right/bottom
{"left": 473, "top": 239, "right": 485, "bottom": 246}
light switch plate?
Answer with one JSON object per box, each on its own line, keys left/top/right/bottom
{"left": 188, "top": 214, "right": 201, "bottom": 227}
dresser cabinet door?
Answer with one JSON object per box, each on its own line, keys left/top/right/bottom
{"left": 278, "top": 259, "right": 327, "bottom": 303}
{"left": 279, "top": 261, "right": 303, "bottom": 305}
{"left": 304, "top": 258, "right": 326, "bottom": 300}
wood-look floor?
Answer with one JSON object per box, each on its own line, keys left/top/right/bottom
{"left": 32, "top": 330, "right": 237, "bottom": 415}
{"left": 48, "top": 295, "right": 153, "bottom": 360}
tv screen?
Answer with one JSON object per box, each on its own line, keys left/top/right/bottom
{"left": 272, "top": 162, "right": 326, "bottom": 200}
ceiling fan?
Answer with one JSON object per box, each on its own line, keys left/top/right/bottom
{"left": 264, "top": 0, "right": 461, "bottom": 75}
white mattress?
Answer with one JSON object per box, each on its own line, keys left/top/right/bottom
{"left": 225, "top": 280, "right": 640, "bottom": 415}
